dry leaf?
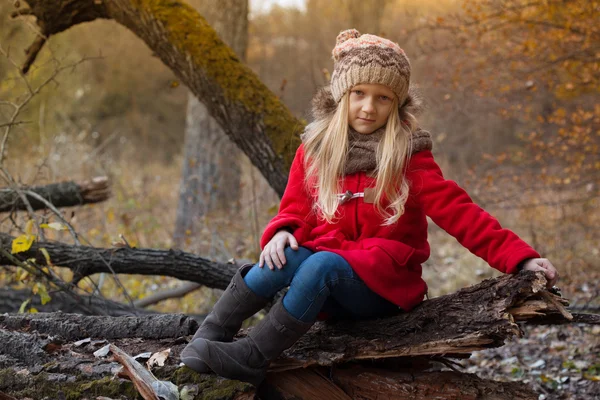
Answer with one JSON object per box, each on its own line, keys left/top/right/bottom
{"left": 147, "top": 348, "right": 171, "bottom": 369}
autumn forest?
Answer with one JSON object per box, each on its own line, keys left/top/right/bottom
{"left": 0, "top": 0, "right": 598, "bottom": 399}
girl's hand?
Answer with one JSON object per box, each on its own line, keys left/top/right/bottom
{"left": 259, "top": 230, "right": 299, "bottom": 270}
{"left": 521, "top": 258, "right": 559, "bottom": 288}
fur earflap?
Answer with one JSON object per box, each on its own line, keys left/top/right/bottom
{"left": 400, "top": 85, "right": 426, "bottom": 118}
{"left": 310, "top": 86, "right": 338, "bottom": 120}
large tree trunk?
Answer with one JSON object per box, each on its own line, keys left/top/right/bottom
{"left": 1, "top": 272, "right": 586, "bottom": 399}
{"left": 174, "top": 0, "right": 249, "bottom": 249}
{"left": 16, "top": 0, "right": 305, "bottom": 197}
{"left": 0, "top": 176, "right": 110, "bottom": 213}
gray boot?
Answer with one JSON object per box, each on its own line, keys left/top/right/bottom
{"left": 190, "top": 299, "right": 313, "bottom": 386}
{"left": 180, "top": 264, "right": 269, "bottom": 373}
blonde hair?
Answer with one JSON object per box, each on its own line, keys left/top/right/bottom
{"left": 303, "top": 91, "right": 417, "bottom": 225}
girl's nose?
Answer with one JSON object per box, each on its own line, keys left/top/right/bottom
{"left": 362, "top": 100, "right": 376, "bottom": 114}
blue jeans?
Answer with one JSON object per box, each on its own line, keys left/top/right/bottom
{"left": 243, "top": 246, "right": 400, "bottom": 322}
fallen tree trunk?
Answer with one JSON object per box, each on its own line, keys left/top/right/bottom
{"left": 0, "top": 177, "right": 110, "bottom": 213}
{"left": 0, "top": 233, "right": 238, "bottom": 288}
{"left": 0, "top": 288, "right": 157, "bottom": 317}
{"left": 1, "top": 272, "right": 594, "bottom": 399}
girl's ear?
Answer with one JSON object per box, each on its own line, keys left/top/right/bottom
{"left": 398, "top": 85, "right": 425, "bottom": 118}
{"left": 311, "top": 86, "right": 338, "bottom": 120}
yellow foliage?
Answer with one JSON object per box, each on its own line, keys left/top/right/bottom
{"left": 11, "top": 234, "right": 35, "bottom": 254}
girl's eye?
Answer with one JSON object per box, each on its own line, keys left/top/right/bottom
{"left": 353, "top": 90, "right": 364, "bottom": 96}
{"left": 380, "top": 95, "right": 390, "bottom": 101}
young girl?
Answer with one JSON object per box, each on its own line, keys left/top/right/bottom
{"left": 181, "top": 29, "right": 558, "bottom": 386}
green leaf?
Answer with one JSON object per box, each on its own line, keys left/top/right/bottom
{"left": 18, "top": 299, "right": 30, "bottom": 314}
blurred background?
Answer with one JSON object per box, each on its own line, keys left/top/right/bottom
{"left": 0, "top": 0, "right": 598, "bottom": 316}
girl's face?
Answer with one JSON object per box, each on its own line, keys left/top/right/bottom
{"left": 347, "top": 83, "right": 396, "bottom": 134}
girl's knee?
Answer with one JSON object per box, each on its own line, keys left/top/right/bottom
{"left": 283, "top": 245, "right": 313, "bottom": 267}
{"left": 295, "top": 252, "right": 352, "bottom": 283}
{"left": 243, "top": 262, "right": 293, "bottom": 296}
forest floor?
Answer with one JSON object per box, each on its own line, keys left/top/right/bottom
{"left": 464, "top": 324, "right": 600, "bottom": 400}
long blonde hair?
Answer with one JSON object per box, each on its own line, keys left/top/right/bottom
{"left": 303, "top": 91, "right": 417, "bottom": 225}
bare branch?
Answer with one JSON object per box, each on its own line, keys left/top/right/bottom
{"left": 133, "top": 282, "right": 201, "bottom": 308}
{"left": 22, "top": 190, "right": 81, "bottom": 244}
{"left": 0, "top": 120, "right": 31, "bottom": 129}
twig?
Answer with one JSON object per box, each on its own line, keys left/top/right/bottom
{"left": 0, "top": 120, "right": 31, "bottom": 128}
{"left": 0, "top": 44, "right": 97, "bottom": 165}
{"left": 23, "top": 189, "right": 80, "bottom": 245}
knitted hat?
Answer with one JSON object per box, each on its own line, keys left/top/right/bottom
{"left": 330, "top": 29, "right": 411, "bottom": 104}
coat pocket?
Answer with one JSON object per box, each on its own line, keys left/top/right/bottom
{"left": 313, "top": 228, "right": 347, "bottom": 249}
{"left": 360, "top": 237, "right": 415, "bottom": 268}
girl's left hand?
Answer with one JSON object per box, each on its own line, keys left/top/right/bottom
{"left": 521, "top": 258, "right": 559, "bottom": 288}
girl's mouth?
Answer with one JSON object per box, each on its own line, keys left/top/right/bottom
{"left": 359, "top": 117, "right": 375, "bottom": 122}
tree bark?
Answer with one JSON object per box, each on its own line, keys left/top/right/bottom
{"left": 0, "top": 232, "right": 238, "bottom": 288}
{"left": 263, "top": 367, "right": 538, "bottom": 400}
{"left": 18, "top": 0, "right": 305, "bottom": 197}
{"left": 329, "top": 368, "right": 537, "bottom": 400}
{"left": 0, "top": 313, "right": 197, "bottom": 342}
{"left": 0, "top": 272, "right": 580, "bottom": 399}
{"left": 174, "top": 0, "right": 249, "bottom": 250}
{"left": 0, "top": 176, "right": 110, "bottom": 213}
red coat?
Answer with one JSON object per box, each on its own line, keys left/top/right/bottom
{"left": 261, "top": 144, "right": 540, "bottom": 311}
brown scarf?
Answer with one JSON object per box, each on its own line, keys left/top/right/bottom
{"left": 344, "top": 125, "right": 385, "bottom": 175}
{"left": 300, "top": 124, "right": 432, "bottom": 176}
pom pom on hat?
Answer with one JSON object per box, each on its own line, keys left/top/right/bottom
{"left": 336, "top": 29, "right": 361, "bottom": 45}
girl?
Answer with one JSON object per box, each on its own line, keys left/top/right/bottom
{"left": 181, "top": 29, "right": 558, "bottom": 386}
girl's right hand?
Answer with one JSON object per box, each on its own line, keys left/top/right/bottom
{"left": 259, "top": 230, "right": 299, "bottom": 270}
